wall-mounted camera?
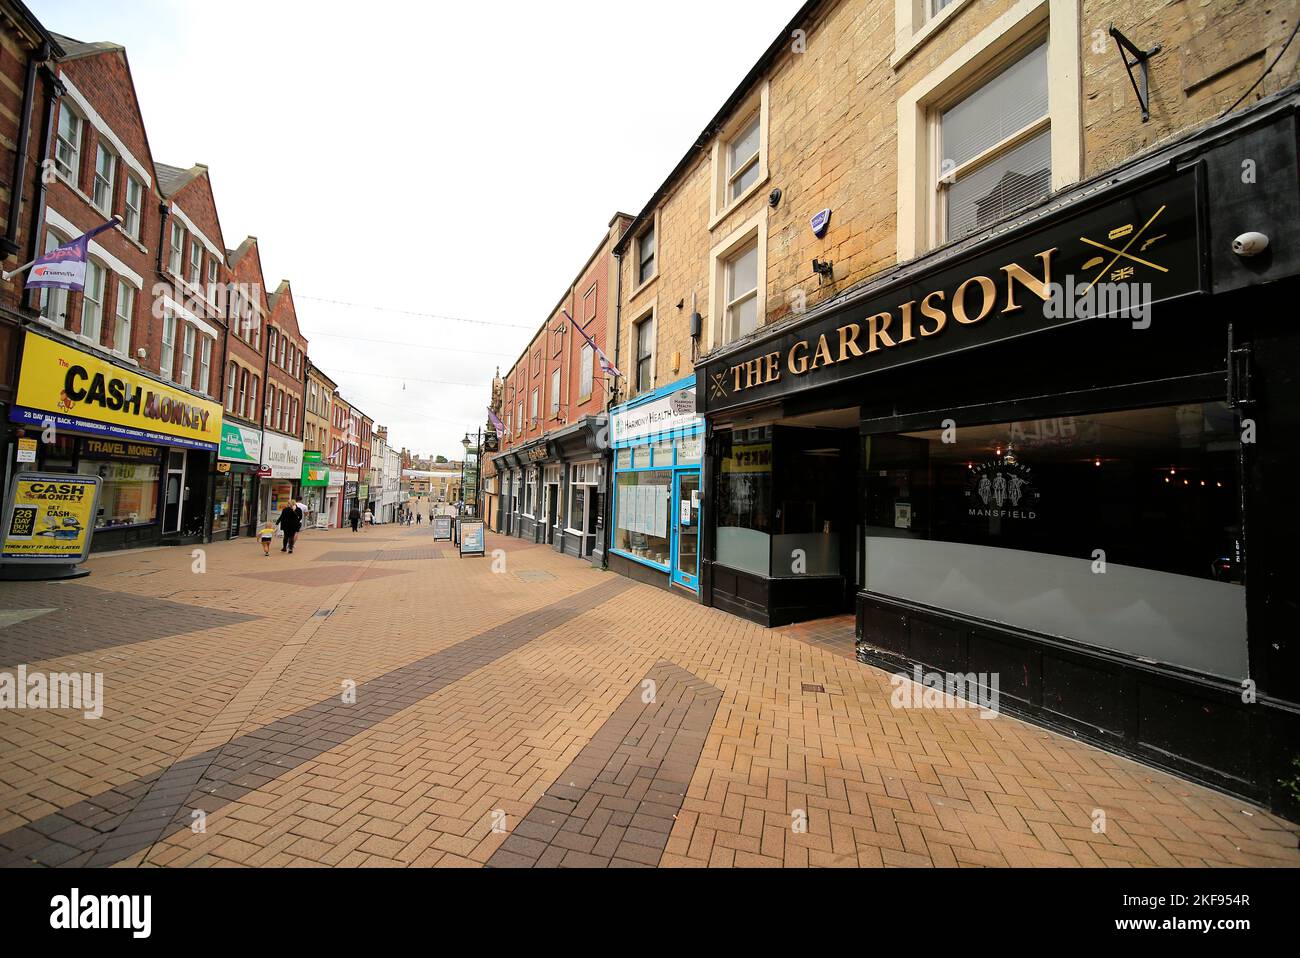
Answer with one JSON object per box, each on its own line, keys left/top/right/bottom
{"left": 1232, "top": 231, "right": 1269, "bottom": 257}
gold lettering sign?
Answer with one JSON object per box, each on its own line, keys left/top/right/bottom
{"left": 724, "top": 247, "right": 1057, "bottom": 395}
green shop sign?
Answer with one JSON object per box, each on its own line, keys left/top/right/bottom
{"left": 219, "top": 423, "right": 262, "bottom": 464}
{"left": 301, "top": 450, "right": 330, "bottom": 487}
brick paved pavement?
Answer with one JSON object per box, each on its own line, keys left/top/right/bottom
{"left": 0, "top": 524, "right": 1296, "bottom": 868}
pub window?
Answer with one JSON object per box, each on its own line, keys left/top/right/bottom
{"left": 862, "top": 403, "right": 1246, "bottom": 677}
{"left": 724, "top": 241, "right": 759, "bottom": 344}
{"left": 634, "top": 314, "right": 654, "bottom": 394}
{"left": 937, "top": 41, "right": 1050, "bottom": 242}
{"left": 713, "top": 425, "right": 846, "bottom": 579}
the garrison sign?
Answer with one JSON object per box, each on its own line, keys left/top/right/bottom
{"left": 1, "top": 473, "right": 102, "bottom": 563}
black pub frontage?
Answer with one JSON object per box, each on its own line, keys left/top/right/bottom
{"left": 694, "top": 93, "right": 1300, "bottom": 813}
{"left": 494, "top": 414, "right": 607, "bottom": 566}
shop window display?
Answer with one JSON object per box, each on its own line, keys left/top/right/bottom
{"left": 614, "top": 470, "right": 671, "bottom": 567}
{"left": 861, "top": 402, "right": 1245, "bottom": 676}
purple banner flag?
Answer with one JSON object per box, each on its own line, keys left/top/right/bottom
{"left": 487, "top": 406, "right": 504, "bottom": 433}
{"left": 25, "top": 217, "right": 119, "bottom": 292}
{"left": 562, "top": 308, "right": 622, "bottom": 379}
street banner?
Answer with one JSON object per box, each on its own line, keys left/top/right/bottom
{"left": 24, "top": 217, "right": 120, "bottom": 291}
{"left": 432, "top": 515, "right": 452, "bottom": 541}
{"left": 458, "top": 518, "right": 485, "bottom": 557}
{"left": 562, "top": 308, "right": 622, "bottom": 378}
{"left": 1, "top": 473, "right": 102, "bottom": 563}
{"left": 487, "top": 406, "right": 504, "bottom": 433}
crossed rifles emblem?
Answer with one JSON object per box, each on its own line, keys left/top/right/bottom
{"left": 1077, "top": 204, "right": 1169, "bottom": 295}
{"left": 709, "top": 370, "right": 729, "bottom": 401}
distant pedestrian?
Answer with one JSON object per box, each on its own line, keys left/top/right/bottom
{"left": 364, "top": 509, "right": 373, "bottom": 527}
{"left": 415, "top": 512, "right": 421, "bottom": 525}
{"left": 349, "top": 506, "right": 361, "bottom": 532}
{"left": 258, "top": 522, "right": 275, "bottom": 556}
{"left": 277, "top": 501, "right": 302, "bottom": 553}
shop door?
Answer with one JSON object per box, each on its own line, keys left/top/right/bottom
{"left": 547, "top": 485, "right": 558, "bottom": 543}
{"left": 230, "top": 481, "right": 244, "bottom": 539}
{"left": 671, "top": 471, "right": 700, "bottom": 591}
{"left": 163, "top": 450, "right": 185, "bottom": 533}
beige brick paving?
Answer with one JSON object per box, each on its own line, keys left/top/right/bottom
{"left": 0, "top": 524, "right": 1296, "bottom": 867}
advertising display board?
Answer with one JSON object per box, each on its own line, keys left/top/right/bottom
{"left": 1, "top": 472, "right": 102, "bottom": 566}
{"left": 458, "top": 518, "right": 485, "bottom": 556}
{"left": 432, "top": 515, "right": 452, "bottom": 541}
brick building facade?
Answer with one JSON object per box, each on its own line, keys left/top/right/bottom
{"left": 494, "top": 212, "right": 631, "bottom": 561}
{"left": 599, "top": 0, "right": 1300, "bottom": 810}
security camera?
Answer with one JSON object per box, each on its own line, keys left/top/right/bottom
{"left": 136, "top": 347, "right": 146, "bottom": 359}
{"left": 1232, "top": 231, "right": 1269, "bottom": 257}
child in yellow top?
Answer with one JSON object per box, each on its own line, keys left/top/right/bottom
{"left": 259, "top": 523, "right": 275, "bottom": 556}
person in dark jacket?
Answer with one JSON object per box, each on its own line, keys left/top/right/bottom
{"left": 276, "top": 502, "right": 303, "bottom": 553}
{"left": 349, "top": 506, "right": 361, "bottom": 532}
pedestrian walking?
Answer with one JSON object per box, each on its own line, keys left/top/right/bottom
{"left": 364, "top": 508, "right": 373, "bottom": 528}
{"left": 258, "top": 522, "right": 275, "bottom": 556}
{"left": 349, "top": 506, "right": 361, "bottom": 532}
{"left": 415, "top": 512, "right": 421, "bottom": 525}
{"left": 277, "top": 501, "right": 303, "bottom": 553}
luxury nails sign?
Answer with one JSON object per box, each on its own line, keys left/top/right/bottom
{"left": 700, "top": 172, "right": 1201, "bottom": 413}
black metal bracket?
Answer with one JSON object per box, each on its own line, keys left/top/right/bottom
{"left": 812, "top": 259, "right": 834, "bottom": 281}
{"left": 1109, "top": 24, "right": 1161, "bottom": 123}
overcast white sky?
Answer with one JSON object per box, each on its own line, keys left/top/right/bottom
{"left": 30, "top": 0, "right": 799, "bottom": 458}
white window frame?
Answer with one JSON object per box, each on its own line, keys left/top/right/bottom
{"left": 707, "top": 206, "right": 767, "bottom": 351}
{"left": 708, "top": 81, "right": 769, "bottom": 229}
{"left": 632, "top": 307, "right": 655, "bottom": 396}
{"left": 225, "top": 361, "right": 237, "bottom": 411}
{"left": 92, "top": 142, "right": 115, "bottom": 215}
{"left": 38, "top": 230, "right": 68, "bottom": 327}
{"left": 168, "top": 221, "right": 184, "bottom": 276}
{"left": 530, "top": 388, "right": 538, "bottom": 424}
{"left": 565, "top": 460, "right": 600, "bottom": 536}
{"left": 895, "top": 0, "right": 1082, "bottom": 260}
{"left": 550, "top": 367, "right": 561, "bottom": 416}
{"left": 55, "top": 105, "right": 82, "bottom": 184}
{"left": 113, "top": 279, "right": 134, "bottom": 354}
{"left": 579, "top": 342, "right": 594, "bottom": 401}
{"left": 80, "top": 259, "right": 106, "bottom": 345}
{"left": 180, "top": 324, "right": 196, "bottom": 388}
{"left": 189, "top": 240, "right": 202, "bottom": 286}
{"left": 123, "top": 175, "right": 143, "bottom": 240}
{"left": 160, "top": 311, "right": 177, "bottom": 381}
{"left": 892, "top": 0, "right": 977, "bottom": 68}
{"left": 200, "top": 337, "right": 212, "bottom": 395}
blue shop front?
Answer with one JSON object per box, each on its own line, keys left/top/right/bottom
{"left": 607, "top": 375, "right": 703, "bottom": 594}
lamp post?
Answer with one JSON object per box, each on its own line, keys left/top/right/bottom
{"left": 461, "top": 429, "right": 482, "bottom": 519}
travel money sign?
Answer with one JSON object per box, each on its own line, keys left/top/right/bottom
{"left": 699, "top": 171, "right": 1203, "bottom": 414}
